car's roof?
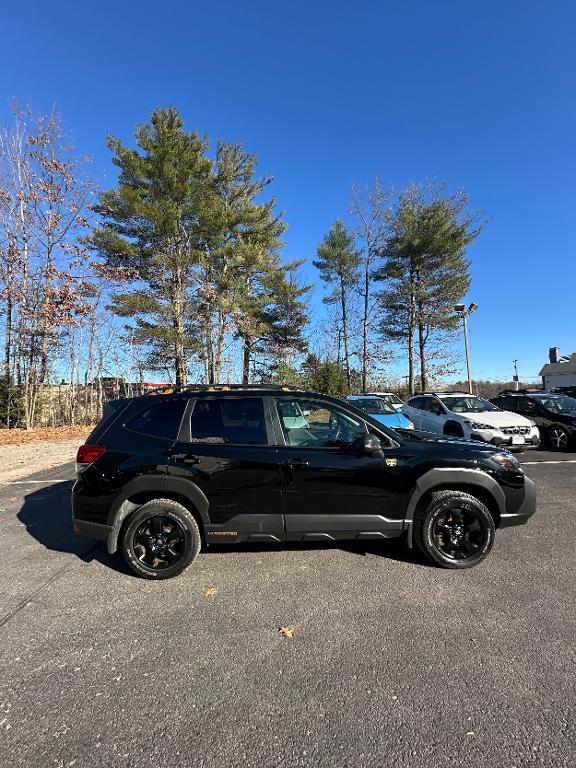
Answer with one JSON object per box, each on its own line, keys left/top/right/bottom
{"left": 346, "top": 395, "right": 380, "bottom": 400}
{"left": 111, "top": 385, "right": 349, "bottom": 405}
{"left": 409, "top": 392, "right": 471, "bottom": 398}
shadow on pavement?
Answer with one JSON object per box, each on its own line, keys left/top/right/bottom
{"left": 17, "top": 480, "right": 430, "bottom": 575}
{"left": 17, "top": 480, "right": 131, "bottom": 575}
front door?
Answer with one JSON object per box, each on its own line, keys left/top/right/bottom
{"left": 273, "top": 397, "right": 405, "bottom": 541}
{"left": 168, "top": 396, "right": 284, "bottom": 542}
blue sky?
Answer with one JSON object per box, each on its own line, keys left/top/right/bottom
{"left": 2, "top": 0, "right": 574, "bottom": 382}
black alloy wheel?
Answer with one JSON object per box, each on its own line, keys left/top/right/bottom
{"left": 414, "top": 490, "right": 495, "bottom": 569}
{"left": 432, "top": 506, "right": 488, "bottom": 561}
{"left": 133, "top": 515, "right": 186, "bottom": 570}
{"left": 548, "top": 425, "right": 569, "bottom": 450}
{"left": 121, "top": 498, "right": 201, "bottom": 579}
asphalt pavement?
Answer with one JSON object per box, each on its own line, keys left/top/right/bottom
{"left": 1, "top": 450, "right": 575, "bottom": 768}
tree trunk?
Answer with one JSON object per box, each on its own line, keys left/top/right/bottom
{"left": 172, "top": 260, "right": 187, "bottom": 387}
{"left": 340, "top": 280, "right": 351, "bottom": 387}
{"left": 361, "top": 262, "right": 369, "bottom": 392}
{"left": 214, "top": 308, "right": 226, "bottom": 383}
{"left": 4, "top": 261, "right": 13, "bottom": 428}
{"left": 418, "top": 318, "right": 427, "bottom": 392}
{"left": 242, "top": 337, "right": 251, "bottom": 384}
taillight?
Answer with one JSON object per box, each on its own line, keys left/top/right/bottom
{"left": 76, "top": 444, "right": 107, "bottom": 465}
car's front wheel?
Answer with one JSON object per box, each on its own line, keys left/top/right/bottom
{"left": 414, "top": 491, "right": 495, "bottom": 569}
{"left": 121, "top": 499, "right": 202, "bottom": 579}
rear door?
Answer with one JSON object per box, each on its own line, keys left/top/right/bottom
{"left": 404, "top": 397, "right": 424, "bottom": 429}
{"left": 168, "top": 396, "right": 284, "bottom": 542}
{"left": 419, "top": 397, "right": 445, "bottom": 433}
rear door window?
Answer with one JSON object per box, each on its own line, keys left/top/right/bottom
{"left": 126, "top": 399, "right": 187, "bottom": 440}
{"left": 189, "top": 398, "right": 269, "bottom": 445}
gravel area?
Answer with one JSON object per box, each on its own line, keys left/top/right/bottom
{"left": 0, "top": 439, "right": 83, "bottom": 483}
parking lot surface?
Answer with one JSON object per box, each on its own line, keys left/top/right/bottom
{"left": 1, "top": 450, "right": 575, "bottom": 768}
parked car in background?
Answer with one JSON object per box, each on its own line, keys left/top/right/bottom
{"left": 553, "top": 385, "right": 576, "bottom": 399}
{"left": 345, "top": 395, "right": 414, "bottom": 429}
{"left": 491, "top": 390, "right": 576, "bottom": 450}
{"left": 365, "top": 392, "right": 404, "bottom": 411}
{"left": 402, "top": 392, "right": 540, "bottom": 451}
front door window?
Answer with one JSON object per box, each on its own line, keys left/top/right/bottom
{"left": 275, "top": 398, "right": 366, "bottom": 448}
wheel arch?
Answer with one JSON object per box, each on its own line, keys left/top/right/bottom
{"left": 443, "top": 420, "right": 464, "bottom": 436}
{"left": 403, "top": 468, "right": 505, "bottom": 547}
{"left": 106, "top": 476, "right": 209, "bottom": 554}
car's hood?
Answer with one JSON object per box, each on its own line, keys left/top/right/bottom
{"left": 372, "top": 413, "right": 412, "bottom": 428}
{"left": 452, "top": 410, "right": 533, "bottom": 428}
{"left": 401, "top": 429, "right": 503, "bottom": 453}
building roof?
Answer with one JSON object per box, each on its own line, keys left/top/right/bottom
{"left": 539, "top": 353, "right": 576, "bottom": 376}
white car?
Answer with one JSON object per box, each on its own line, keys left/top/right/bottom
{"left": 365, "top": 392, "right": 404, "bottom": 412}
{"left": 402, "top": 392, "right": 540, "bottom": 452}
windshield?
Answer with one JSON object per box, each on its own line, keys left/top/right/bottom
{"left": 352, "top": 398, "right": 396, "bottom": 415}
{"left": 532, "top": 394, "right": 576, "bottom": 414}
{"left": 371, "top": 393, "right": 402, "bottom": 408}
{"left": 441, "top": 396, "right": 501, "bottom": 414}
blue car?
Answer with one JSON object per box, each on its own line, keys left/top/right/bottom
{"left": 345, "top": 395, "right": 414, "bottom": 430}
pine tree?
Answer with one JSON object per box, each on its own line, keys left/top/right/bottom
{"left": 90, "top": 107, "right": 212, "bottom": 386}
{"left": 377, "top": 184, "right": 481, "bottom": 392}
{"left": 313, "top": 220, "right": 360, "bottom": 387}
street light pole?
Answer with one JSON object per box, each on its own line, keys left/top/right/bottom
{"left": 454, "top": 303, "right": 478, "bottom": 395}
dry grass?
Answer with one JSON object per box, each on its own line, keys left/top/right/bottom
{"left": 0, "top": 424, "right": 95, "bottom": 446}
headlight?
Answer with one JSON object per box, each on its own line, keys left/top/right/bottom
{"left": 465, "top": 420, "right": 497, "bottom": 431}
{"left": 489, "top": 452, "right": 522, "bottom": 471}
{"left": 404, "top": 420, "right": 415, "bottom": 429}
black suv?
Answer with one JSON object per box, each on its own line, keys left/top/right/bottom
{"left": 491, "top": 390, "right": 576, "bottom": 450}
{"left": 72, "top": 386, "right": 536, "bottom": 579}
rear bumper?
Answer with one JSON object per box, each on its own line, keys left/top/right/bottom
{"left": 73, "top": 518, "right": 111, "bottom": 541}
{"left": 499, "top": 476, "right": 537, "bottom": 528}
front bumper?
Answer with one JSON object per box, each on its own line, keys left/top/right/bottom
{"left": 499, "top": 476, "right": 537, "bottom": 528}
{"left": 470, "top": 427, "right": 540, "bottom": 449}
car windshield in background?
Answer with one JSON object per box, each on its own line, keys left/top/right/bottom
{"left": 353, "top": 398, "right": 396, "bottom": 415}
{"left": 441, "top": 396, "right": 500, "bottom": 414}
{"left": 533, "top": 395, "right": 576, "bottom": 414}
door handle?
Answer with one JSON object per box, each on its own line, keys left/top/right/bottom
{"left": 282, "top": 458, "right": 309, "bottom": 467}
{"left": 172, "top": 453, "right": 199, "bottom": 464}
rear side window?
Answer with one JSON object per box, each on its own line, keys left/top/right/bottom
{"left": 126, "top": 399, "right": 187, "bottom": 440}
{"left": 189, "top": 398, "right": 268, "bottom": 445}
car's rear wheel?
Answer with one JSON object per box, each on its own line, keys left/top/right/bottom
{"left": 414, "top": 491, "right": 495, "bottom": 569}
{"left": 548, "top": 425, "right": 569, "bottom": 450}
{"left": 121, "top": 499, "right": 201, "bottom": 579}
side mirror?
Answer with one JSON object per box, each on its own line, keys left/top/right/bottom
{"left": 364, "top": 434, "right": 383, "bottom": 457}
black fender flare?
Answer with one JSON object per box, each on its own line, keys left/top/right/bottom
{"left": 403, "top": 468, "right": 506, "bottom": 548}
{"left": 443, "top": 420, "right": 464, "bottom": 436}
{"left": 106, "top": 475, "right": 209, "bottom": 554}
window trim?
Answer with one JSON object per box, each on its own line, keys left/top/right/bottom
{"left": 178, "top": 395, "right": 274, "bottom": 447}
{"left": 271, "top": 395, "right": 398, "bottom": 451}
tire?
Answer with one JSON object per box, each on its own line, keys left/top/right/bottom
{"left": 444, "top": 422, "right": 464, "bottom": 438}
{"left": 414, "top": 490, "right": 495, "bottom": 569}
{"left": 548, "top": 425, "right": 570, "bottom": 451}
{"left": 121, "top": 498, "right": 202, "bottom": 580}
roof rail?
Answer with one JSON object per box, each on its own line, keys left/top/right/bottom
{"left": 497, "top": 388, "right": 544, "bottom": 395}
{"left": 154, "top": 383, "right": 304, "bottom": 395}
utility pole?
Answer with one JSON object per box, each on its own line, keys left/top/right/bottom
{"left": 454, "top": 303, "right": 478, "bottom": 395}
{"left": 513, "top": 359, "right": 519, "bottom": 390}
